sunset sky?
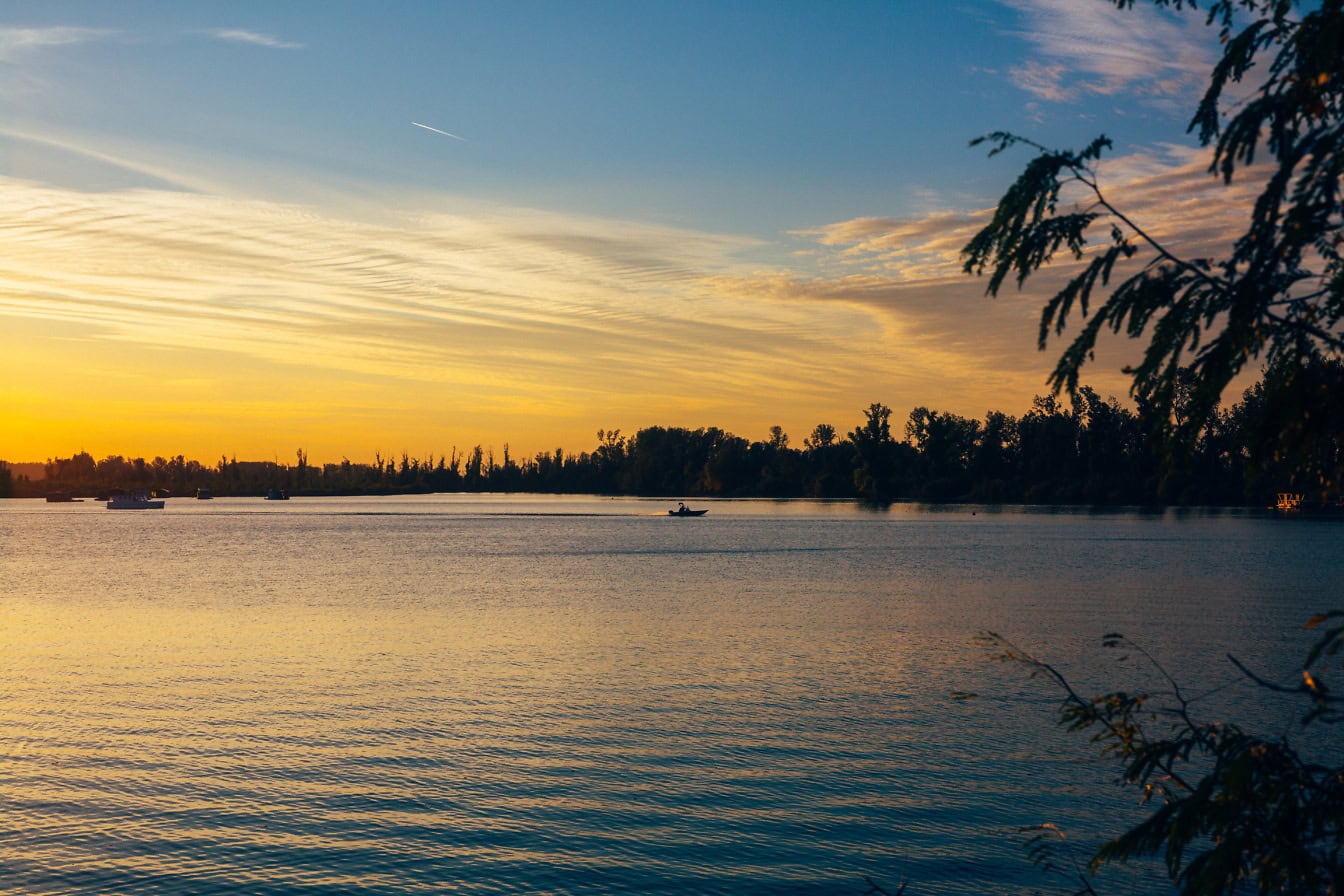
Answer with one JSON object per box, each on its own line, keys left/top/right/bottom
{"left": 1, "top": 1, "right": 1256, "bottom": 465}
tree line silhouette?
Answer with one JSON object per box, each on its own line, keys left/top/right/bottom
{"left": 5, "top": 371, "right": 1340, "bottom": 506}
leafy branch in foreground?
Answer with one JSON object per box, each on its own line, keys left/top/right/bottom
{"left": 863, "top": 876, "right": 907, "bottom": 896}
{"left": 1020, "top": 822, "right": 1102, "bottom": 896}
{"left": 957, "top": 4, "right": 1344, "bottom": 893}
{"left": 962, "top": 0, "right": 1344, "bottom": 475}
{"left": 981, "top": 613, "right": 1344, "bottom": 895}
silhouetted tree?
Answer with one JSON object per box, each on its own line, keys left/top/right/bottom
{"left": 593, "top": 429, "right": 627, "bottom": 493}
{"left": 625, "top": 427, "right": 686, "bottom": 495}
{"left": 1071, "top": 387, "right": 1149, "bottom": 503}
{"left": 850, "top": 403, "right": 911, "bottom": 502}
{"left": 905, "top": 407, "right": 981, "bottom": 500}
{"left": 1016, "top": 396, "right": 1082, "bottom": 502}
{"left": 752, "top": 426, "right": 803, "bottom": 497}
{"left": 464, "top": 445, "right": 485, "bottom": 490}
{"left": 963, "top": 0, "right": 1344, "bottom": 465}
{"left": 802, "top": 423, "right": 855, "bottom": 498}
{"left": 967, "top": 2, "right": 1344, "bottom": 892}
{"left": 971, "top": 410, "right": 1019, "bottom": 501}
{"left": 700, "top": 429, "right": 752, "bottom": 496}
{"left": 1236, "top": 355, "right": 1344, "bottom": 501}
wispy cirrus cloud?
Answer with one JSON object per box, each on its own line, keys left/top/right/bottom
{"left": 0, "top": 143, "right": 1268, "bottom": 458}
{"left": 797, "top": 144, "right": 1258, "bottom": 286}
{"left": 997, "top": 0, "right": 1214, "bottom": 107}
{"left": 710, "top": 144, "right": 1271, "bottom": 405}
{"left": 0, "top": 26, "right": 116, "bottom": 61}
{"left": 0, "top": 126, "right": 230, "bottom": 193}
{"left": 209, "top": 29, "right": 304, "bottom": 50}
{"left": 2, "top": 172, "right": 900, "bottom": 445}
{"left": 793, "top": 212, "right": 980, "bottom": 280}
{"left": 1007, "top": 60, "right": 1076, "bottom": 103}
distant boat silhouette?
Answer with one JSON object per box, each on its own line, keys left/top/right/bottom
{"left": 668, "top": 502, "right": 707, "bottom": 517}
{"left": 106, "top": 489, "right": 164, "bottom": 510}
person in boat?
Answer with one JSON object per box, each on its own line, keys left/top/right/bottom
{"left": 677, "top": 502, "right": 688, "bottom": 513}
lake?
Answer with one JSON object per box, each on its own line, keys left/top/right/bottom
{"left": 0, "top": 495, "right": 1338, "bottom": 894}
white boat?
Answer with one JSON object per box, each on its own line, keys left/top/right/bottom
{"left": 106, "top": 490, "right": 165, "bottom": 510}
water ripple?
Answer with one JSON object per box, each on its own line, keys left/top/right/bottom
{"left": 2, "top": 497, "right": 1334, "bottom": 894}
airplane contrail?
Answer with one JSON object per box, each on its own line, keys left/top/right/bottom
{"left": 412, "top": 121, "right": 466, "bottom": 141}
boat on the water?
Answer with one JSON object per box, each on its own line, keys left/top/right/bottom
{"left": 106, "top": 490, "right": 165, "bottom": 510}
{"left": 196, "top": 488, "right": 213, "bottom": 500}
{"left": 668, "top": 502, "right": 707, "bottom": 517}
{"left": 265, "top": 489, "right": 289, "bottom": 501}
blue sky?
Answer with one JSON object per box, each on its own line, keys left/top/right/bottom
{"left": 0, "top": 1, "right": 1240, "bottom": 462}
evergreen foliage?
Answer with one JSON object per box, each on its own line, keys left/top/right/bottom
{"left": 963, "top": 0, "right": 1344, "bottom": 494}
{"left": 965, "top": 2, "right": 1344, "bottom": 893}
{"left": 985, "top": 622, "right": 1343, "bottom": 895}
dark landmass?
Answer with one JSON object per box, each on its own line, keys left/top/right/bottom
{"left": 4, "top": 382, "right": 1338, "bottom": 507}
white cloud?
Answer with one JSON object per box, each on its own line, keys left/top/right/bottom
{"left": 1007, "top": 59, "right": 1077, "bottom": 103}
{"left": 210, "top": 29, "right": 304, "bottom": 50}
{"left": 998, "top": 0, "right": 1213, "bottom": 106}
{"left": 0, "top": 26, "right": 115, "bottom": 61}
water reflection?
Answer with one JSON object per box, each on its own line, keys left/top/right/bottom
{"left": 0, "top": 497, "right": 1336, "bottom": 894}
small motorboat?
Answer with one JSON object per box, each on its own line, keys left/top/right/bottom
{"left": 668, "top": 502, "right": 707, "bottom": 517}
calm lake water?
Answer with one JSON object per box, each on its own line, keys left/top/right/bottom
{"left": 1, "top": 495, "right": 1339, "bottom": 894}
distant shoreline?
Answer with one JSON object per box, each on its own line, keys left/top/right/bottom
{"left": 8, "top": 491, "right": 1341, "bottom": 515}
{"left": 3, "top": 391, "right": 1335, "bottom": 508}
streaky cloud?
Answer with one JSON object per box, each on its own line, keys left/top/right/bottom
{"left": 718, "top": 144, "right": 1275, "bottom": 398}
{"left": 0, "top": 126, "right": 231, "bottom": 195}
{"left": 995, "top": 0, "right": 1212, "bottom": 107}
{"left": 0, "top": 26, "right": 116, "bottom": 60}
{"left": 797, "top": 145, "right": 1260, "bottom": 285}
{"left": 210, "top": 29, "right": 304, "bottom": 49}
{"left": 1, "top": 173, "right": 932, "bottom": 444}
{"left": 0, "top": 177, "right": 824, "bottom": 398}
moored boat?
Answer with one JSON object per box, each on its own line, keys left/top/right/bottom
{"left": 1273, "top": 492, "right": 1304, "bottom": 512}
{"left": 106, "top": 489, "right": 165, "bottom": 510}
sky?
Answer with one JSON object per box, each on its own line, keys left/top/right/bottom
{"left": 0, "top": 1, "right": 1254, "bottom": 465}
